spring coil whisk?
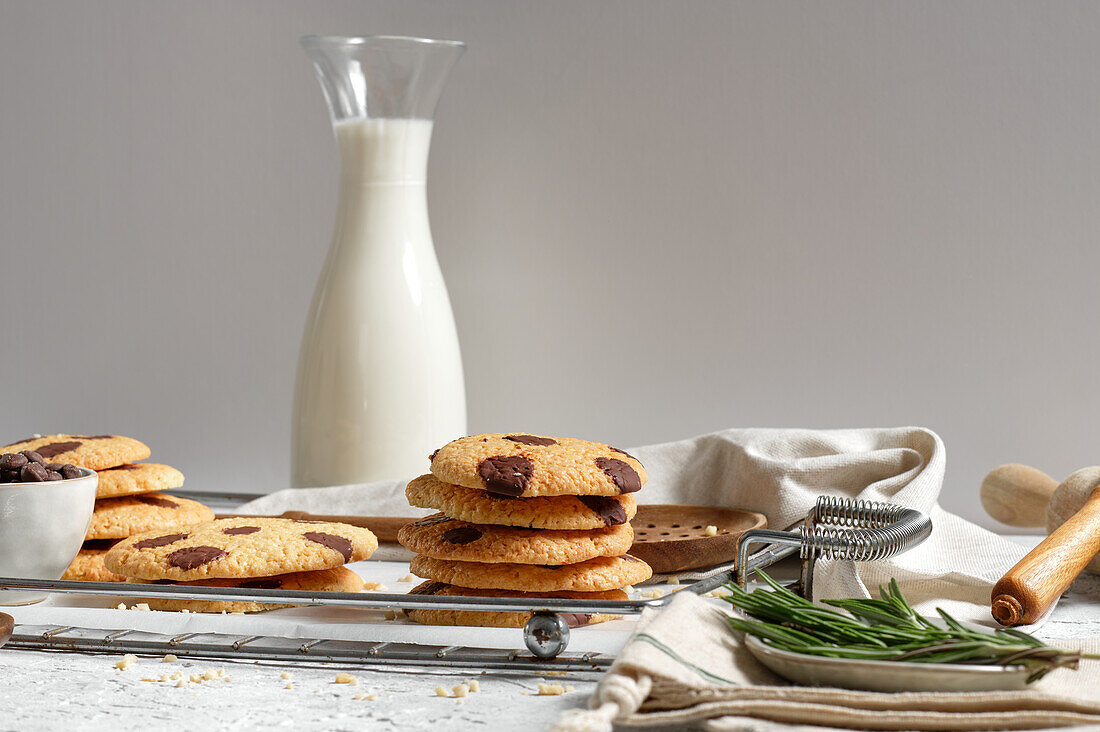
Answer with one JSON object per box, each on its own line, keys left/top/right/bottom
{"left": 800, "top": 496, "right": 931, "bottom": 562}
{"left": 735, "top": 496, "right": 933, "bottom": 595}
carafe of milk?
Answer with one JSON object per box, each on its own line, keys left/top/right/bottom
{"left": 292, "top": 35, "right": 467, "bottom": 487}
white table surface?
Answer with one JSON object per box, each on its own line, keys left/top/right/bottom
{"left": 1, "top": 536, "right": 1098, "bottom": 732}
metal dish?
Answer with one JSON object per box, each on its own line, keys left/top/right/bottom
{"left": 744, "top": 634, "right": 1032, "bottom": 692}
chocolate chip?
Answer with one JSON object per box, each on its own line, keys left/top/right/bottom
{"left": 20, "top": 450, "right": 44, "bottom": 464}
{"left": 477, "top": 455, "right": 533, "bottom": 497}
{"left": 429, "top": 449, "right": 440, "bottom": 462}
{"left": 0, "top": 453, "right": 27, "bottom": 471}
{"left": 114, "top": 464, "right": 142, "bottom": 472}
{"left": 34, "top": 441, "right": 82, "bottom": 459}
{"left": 73, "top": 434, "right": 114, "bottom": 440}
{"left": 0, "top": 469, "right": 20, "bottom": 483}
{"left": 442, "top": 527, "right": 482, "bottom": 545}
{"left": 303, "top": 532, "right": 353, "bottom": 561}
{"left": 20, "top": 462, "right": 48, "bottom": 482}
{"left": 413, "top": 514, "right": 451, "bottom": 527}
{"left": 562, "top": 613, "right": 593, "bottom": 628}
{"left": 241, "top": 578, "right": 282, "bottom": 589}
{"left": 410, "top": 581, "right": 446, "bottom": 596}
{"left": 45, "top": 471, "right": 63, "bottom": 481}
{"left": 577, "top": 495, "right": 629, "bottom": 526}
{"left": 136, "top": 495, "right": 178, "bottom": 509}
{"left": 60, "top": 465, "right": 82, "bottom": 480}
{"left": 595, "top": 457, "right": 641, "bottom": 494}
{"left": 167, "top": 545, "right": 227, "bottom": 570}
{"left": 608, "top": 446, "right": 637, "bottom": 460}
{"left": 133, "top": 533, "right": 188, "bottom": 549}
{"left": 222, "top": 526, "right": 260, "bottom": 536}
{"left": 503, "top": 434, "right": 557, "bottom": 447}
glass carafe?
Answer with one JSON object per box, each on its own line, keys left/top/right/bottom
{"left": 292, "top": 35, "right": 467, "bottom": 487}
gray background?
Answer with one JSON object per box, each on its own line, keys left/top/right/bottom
{"left": 2, "top": 1, "right": 1097, "bottom": 530}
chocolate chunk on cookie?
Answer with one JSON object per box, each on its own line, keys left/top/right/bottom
{"left": 397, "top": 513, "right": 633, "bottom": 565}
{"left": 406, "top": 474, "right": 637, "bottom": 529}
{"left": 0, "top": 434, "right": 150, "bottom": 471}
{"left": 104, "top": 516, "right": 378, "bottom": 581}
{"left": 429, "top": 433, "right": 647, "bottom": 498}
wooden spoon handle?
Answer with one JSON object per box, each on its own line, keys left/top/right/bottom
{"left": 991, "top": 487, "right": 1100, "bottom": 625}
{"left": 980, "top": 464, "right": 1059, "bottom": 528}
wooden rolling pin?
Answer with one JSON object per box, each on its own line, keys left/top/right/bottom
{"left": 982, "top": 464, "right": 1100, "bottom": 625}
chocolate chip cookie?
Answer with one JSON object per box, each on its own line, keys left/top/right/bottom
{"left": 133, "top": 566, "right": 366, "bottom": 613}
{"left": 405, "top": 581, "right": 626, "bottom": 628}
{"left": 85, "top": 493, "right": 215, "bottom": 541}
{"left": 397, "top": 513, "right": 634, "bottom": 565}
{"left": 61, "top": 540, "right": 127, "bottom": 583}
{"left": 95, "top": 463, "right": 185, "bottom": 499}
{"left": 409, "top": 554, "right": 651, "bottom": 593}
{"left": 429, "top": 434, "right": 647, "bottom": 498}
{"left": 104, "top": 517, "right": 378, "bottom": 581}
{"left": 0, "top": 434, "right": 150, "bottom": 471}
{"left": 406, "top": 474, "right": 637, "bottom": 529}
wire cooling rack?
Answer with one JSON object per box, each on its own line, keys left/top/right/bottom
{"left": 0, "top": 496, "right": 930, "bottom": 667}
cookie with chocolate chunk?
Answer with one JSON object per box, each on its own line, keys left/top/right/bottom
{"left": 86, "top": 493, "right": 215, "bottom": 540}
{"left": 429, "top": 433, "right": 647, "bottom": 498}
{"left": 62, "top": 540, "right": 127, "bottom": 583}
{"left": 95, "top": 463, "right": 185, "bottom": 499}
{"left": 397, "top": 513, "right": 633, "bottom": 565}
{"left": 406, "top": 474, "right": 636, "bottom": 529}
{"left": 104, "top": 516, "right": 378, "bottom": 582}
{"left": 404, "top": 581, "right": 625, "bottom": 628}
{"left": 410, "top": 554, "right": 651, "bottom": 593}
{"left": 133, "top": 566, "right": 365, "bottom": 613}
{"left": 0, "top": 434, "right": 150, "bottom": 471}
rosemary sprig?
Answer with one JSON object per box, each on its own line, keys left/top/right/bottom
{"left": 722, "top": 571, "right": 1097, "bottom": 683}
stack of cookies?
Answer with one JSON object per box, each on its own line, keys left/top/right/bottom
{"left": 0, "top": 434, "right": 211, "bottom": 583}
{"left": 102, "top": 517, "right": 378, "bottom": 613}
{"left": 399, "top": 433, "right": 652, "bottom": 628}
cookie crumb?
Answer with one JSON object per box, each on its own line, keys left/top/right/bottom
{"left": 705, "top": 525, "right": 718, "bottom": 537}
{"left": 140, "top": 677, "right": 156, "bottom": 682}
{"left": 537, "top": 682, "right": 566, "bottom": 696}
{"left": 162, "top": 654, "right": 178, "bottom": 663}
{"left": 334, "top": 673, "right": 358, "bottom": 685}
{"left": 176, "top": 679, "right": 189, "bottom": 688}
{"left": 642, "top": 589, "right": 664, "bottom": 599}
{"left": 132, "top": 602, "right": 151, "bottom": 611}
{"left": 179, "top": 609, "right": 190, "bottom": 614}
{"left": 362, "top": 582, "right": 387, "bottom": 591}
{"left": 399, "top": 574, "right": 416, "bottom": 583}
{"left": 285, "top": 682, "right": 293, "bottom": 690}
{"left": 452, "top": 683, "right": 469, "bottom": 698}
{"left": 665, "top": 577, "right": 680, "bottom": 586}
{"left": 468, "top": 679, "right": 480, "bottom": 692}
{"left": 435, "top": 685, "right": 449, "bottom": 697}
{"left": 115, "top": 602, "right": 127, "bottom": 610}
{"left": 115, "top": 654, "right": 138, "bottom": 671}
{"left": 353, "top": 693, "right": 377, "bottom": 701}
{"left": 280, "top": 672, "right": 291, "bottom": 680}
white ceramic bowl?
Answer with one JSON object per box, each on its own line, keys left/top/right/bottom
{"left": 0, "top": 467, "right": 97, "bottom": 605}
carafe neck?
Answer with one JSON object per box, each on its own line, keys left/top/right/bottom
{"left": 336, "top": 118, "right": 432, "bottom": 186}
